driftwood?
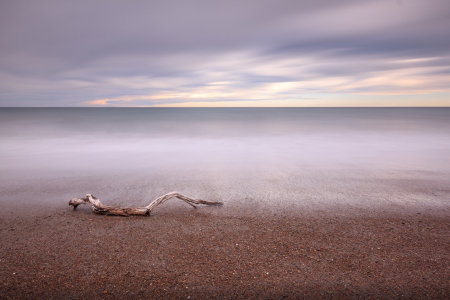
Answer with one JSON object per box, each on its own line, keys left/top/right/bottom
{"left": 69, "top": 192, "right": 223, "bottom": 216}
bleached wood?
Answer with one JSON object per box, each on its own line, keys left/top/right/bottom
{"left": 69, "top": 192, "right": 222, "bottom": 216}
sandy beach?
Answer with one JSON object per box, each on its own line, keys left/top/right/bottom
{"left": 1, "top": 170, "right": 450, "bottom": 299}
{"left": 1, "top": 204, "right": 450, "bottom": 299}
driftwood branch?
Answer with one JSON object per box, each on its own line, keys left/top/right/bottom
{"left": 69, "top": 192, "right": 223, "bottom": 216}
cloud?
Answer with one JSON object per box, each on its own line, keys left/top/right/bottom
{"left": 0, "top": 0, "right": 449, "bottom": 106}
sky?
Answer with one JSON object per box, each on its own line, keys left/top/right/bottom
{"left": 1, "top": 0, "right": 450, "bottom": 107}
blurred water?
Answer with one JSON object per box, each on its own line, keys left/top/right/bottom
{"left": 1, "top": 108, "right": 449, "bottom": 171}
{"left": 1, "top": 108, "right": 450, "bottom": 215}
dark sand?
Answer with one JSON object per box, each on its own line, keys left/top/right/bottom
{"left": 1, "top": 204, "right": 450, "bottom": 299}
{"left": 1, "top": 167, "right": 450, "bottom": 299}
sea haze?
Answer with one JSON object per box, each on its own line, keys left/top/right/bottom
{"left": 1, "top": 108, "right": 449, "bottom": 215}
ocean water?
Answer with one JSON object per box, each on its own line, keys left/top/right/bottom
{"left": 1, "top": 107, "right": 449, "bottom": 171}
{"left": 1, "top": 108, "right": 450, "bottom": 214}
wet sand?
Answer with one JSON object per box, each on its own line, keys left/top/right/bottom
{"left": 1, "top": 202, "right": 450, "bottom": 299}
{"left": 1, "top": 167, "right": 450, "bottom": 299}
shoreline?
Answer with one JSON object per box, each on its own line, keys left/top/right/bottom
{"left": 1, "top": 205, "right": 450, "bottom": 299}
{"left": 1, "top": 166, "right": 449, "bottom": 298}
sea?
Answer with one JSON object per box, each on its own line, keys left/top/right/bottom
{"left": 1, "top": 107, "right": 450, "bottom": 214}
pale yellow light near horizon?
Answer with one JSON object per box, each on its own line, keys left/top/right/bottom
{"left": 153, "top": 95, "right": 450, "bottom": 107}
{"left": 82, "top": 82, "right": 450, "bottom": 107}
{"left": 83, "top": 93, "right": 450, "bottom": 107}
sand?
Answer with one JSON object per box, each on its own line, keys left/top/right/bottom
{"left": 1, "top": 205, "right": 450, "bottom": 299}
{"left": 1, "top": 169, "right": 450, "bottom": 299}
